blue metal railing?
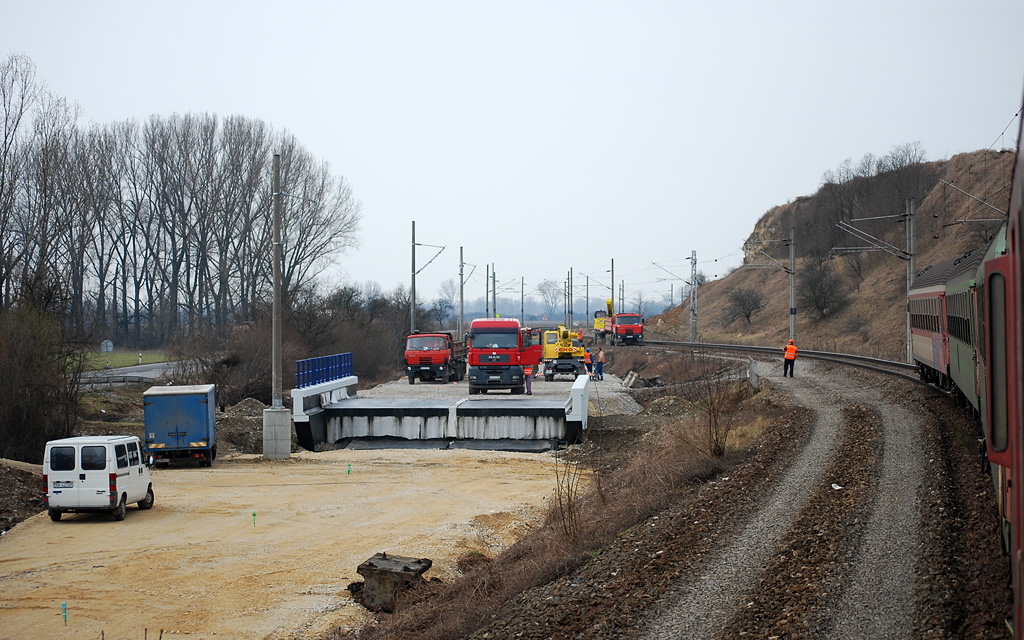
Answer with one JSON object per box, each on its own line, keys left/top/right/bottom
{"left": 295, "top": 352, "right": 354, "bottom": 388}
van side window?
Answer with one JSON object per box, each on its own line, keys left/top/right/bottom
{"left": 114, "top": 444, "right": 129, "bottom": 469}
{"left": 127, "top": 442, "right": 140, "bottom": 466}
{"left": 81, "top": 446, "right": 107, "bottom": 471}
{"left": 50, "top": 446, "right": 76, "bottom": 471}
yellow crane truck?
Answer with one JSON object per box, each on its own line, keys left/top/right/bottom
{"left": 541, "top": 325, "right": 586, "bottom": 381}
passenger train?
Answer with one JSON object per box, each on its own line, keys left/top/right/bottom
{"left": 908, "top": 89, "right": 1023, "bottom": 635}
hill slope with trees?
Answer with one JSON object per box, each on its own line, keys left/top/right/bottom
{"left": 651, "top": 145, "right": 1015, "bottom": 359}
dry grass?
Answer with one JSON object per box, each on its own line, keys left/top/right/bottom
{"left": 326, "top": 387, "right": 777, "bottom": 640}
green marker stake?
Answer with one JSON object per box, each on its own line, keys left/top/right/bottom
{"left": 347, "top": 463, "right": 351, "bottom": 475}
{"left": 252, "top": 511, "right": 256, "bottom": 527}
{"left": 62, "top": 601, "right": 67, "bottom": 625}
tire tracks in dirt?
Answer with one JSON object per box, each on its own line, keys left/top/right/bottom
{"left": 638, "top": 364, "right": 922, "bottom": 639}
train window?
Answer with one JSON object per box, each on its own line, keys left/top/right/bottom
{"left": 989, "top": 272, "right": 1008, "bottom": 452}
{"left": 977, "top": 279, "right": 987, "bottom": 360}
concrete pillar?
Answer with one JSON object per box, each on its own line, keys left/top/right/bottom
{"left": 263, "top": 406, "right": 292, "bottom": 459}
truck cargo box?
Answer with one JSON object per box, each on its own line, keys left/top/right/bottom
{"left": 143, "top": 384, "right": 217, "bottom": 466}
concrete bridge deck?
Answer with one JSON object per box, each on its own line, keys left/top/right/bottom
{"left": 292, "top": 376, "right": 589, "bottom": 451}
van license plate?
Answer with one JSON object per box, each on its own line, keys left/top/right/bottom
{"left": 54, "top": 481, "right": 74, "bottom": 488}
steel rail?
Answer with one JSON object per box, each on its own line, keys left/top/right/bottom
{"left": 642, "top": 339, "right": 924, "bottom": 383}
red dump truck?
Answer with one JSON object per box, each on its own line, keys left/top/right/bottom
{"left": 465, "top": 318, "right": 542, "bottom": 394}
{"left": 404, "top": 331, "right": 467, "bottom": 383}
{"left": 610, "top": 313, "right": 645, "bottom": 345}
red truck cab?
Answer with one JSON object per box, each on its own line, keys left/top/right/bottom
{"left": 466, "top": 318, "right": 542, "bottom": 394}
{"left": 611, "top": 313, "right": 645, "bottom": 345}
{"left": 404, "top": 332, "right": 467, "bottom": 384}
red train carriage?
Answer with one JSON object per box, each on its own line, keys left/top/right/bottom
{"left": 1006, "top": 87, "right": 1024, "bottom": 639}
{"left": 909, "top": 259, "right": 954, "bottom": 387}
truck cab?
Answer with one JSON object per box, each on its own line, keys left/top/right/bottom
{"left": 404, "top": 332, "right": 467, "bottom": 384}
{"left": 611, "top": 313, "right": 645, "bottom": 345}
{"left": 466, "top": 318, "right": 541, "bottom": 394}
{"left": 44, "top": 435, "right": 154, "bottom": 522}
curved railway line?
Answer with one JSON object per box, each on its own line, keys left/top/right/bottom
{"left": 642, "top": 338, "right": 923, "bottom": 383}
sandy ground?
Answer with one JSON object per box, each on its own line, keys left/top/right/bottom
{"left": 0, "top": 442, "right": 561, "bottom": 640}
{"left": 0, "top": 373, "right": 629, "bottom": 640}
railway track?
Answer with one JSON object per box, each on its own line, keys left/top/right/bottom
{"left": 642, "top": 339, "right": 922, "bottom": 383}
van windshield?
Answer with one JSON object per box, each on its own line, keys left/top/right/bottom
{"left": 50, "top": 446, "right": 75, "bottom": 471}
{"left": 81, "top": 445, "right": 107, "bottom": 471}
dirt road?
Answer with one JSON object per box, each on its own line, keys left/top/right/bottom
{"left": 0, "top": 448, "right": 559, "bottom": 639}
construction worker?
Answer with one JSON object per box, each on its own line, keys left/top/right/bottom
{"left": 524, "top": 363, "right": 533, "bottom": 395}
{"left": 595, "top": 348, "right": 605, "bottom": 381}
{"left": 584, "top": 348, "right": 593, "bottom": 377}
{"left": 783, "top": 338, "right": 797, "bottom": 377}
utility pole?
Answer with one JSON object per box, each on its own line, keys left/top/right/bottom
{"left": 491, "top": 265, "right": 496, "bottom": 318}
{"left": 569, "top": 268, "right": 574, "bottom": 327}
{"left": 271, "top": 154, "right": 283, "bottom": 408}
{"left": 609, "top": 258, "right": 615, "bottom": 314}
{"left": 520, "top": 277, "right": 525, "bottom": 321}
{"left": 410, "top": 221, "right": 416, "bottom": 333}
{"left": 459, "top": 247, "right": 464, "bottom": 336}
{"left": 586, "top": 276, "right": 590, "bottom": 321}
{"left": 485, "top": 264, "right": 490, "bottom": 318}
{"left": 789, "top": 227, "right": 797, "bottom": 342}
{"left": 263, "top": 152, "right": 289, "bottom": 459}
{"left": 688, "top": 250, "right": 698, "bottom": 342}
{"left": 906, "top": 198, "right": 916, "bottom": 363}
{"left": 834, "top": 200, "right": 916, "bottom": 363}
{"left": 565, "top": 276, "right": 573, "bottom": 323}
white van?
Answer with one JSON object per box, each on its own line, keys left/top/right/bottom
{"left": 43, "top": 435, "right": 154, "bottom": 522}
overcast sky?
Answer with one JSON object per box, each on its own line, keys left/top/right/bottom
{"left": 5, "top": 1, "right": 1024, "bottom": 313}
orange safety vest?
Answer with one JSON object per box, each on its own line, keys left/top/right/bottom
{"left": 784, "top": 344, "right": 797, "bottom": 360}
{"left": 524, "top": 365, "right": 533, "bottom": 375}
{"left": 584, "top": 352, "right": 592, "bottom": 364}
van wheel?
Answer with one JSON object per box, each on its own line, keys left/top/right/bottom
{"left": 48, "top": 509, "right": 61, "bottom": 522}
{"left": 113, "top": 495, "right": 126, "bottom": 521}
{"left": 138, "top": 486, "right": 154, "bottom": 510}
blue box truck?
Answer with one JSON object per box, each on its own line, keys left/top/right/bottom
{"left": 143, "top": 384, "right": 217, "bottom": 467}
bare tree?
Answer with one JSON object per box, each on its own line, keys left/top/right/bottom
{"left": 877, "top": 141, "right": 927, "bottom": 208}
{"left": 726, "top": 287, "right": 766, "bottom": 324}
{"left": 536, "top": 279, "right": 561, "bottom": 318}
{"left": 630, "top": 289, "right": 648, "bottom": 315}
{"left": 679, "top": 351, "right": 741, "bottom": 458}
{"left": 430, "top": 298, "right": 453, "bottom": 329}
{"left": 278, "top": 134, "right": 362, "bottom": 309}
{"left": 845, "top": 253, "right": 866, "bottom": 292}
{"left": 438, "top": 278, "right": 458, "bottom": 312}
{"left": 800, "top": 259, "right": 848, "bottom": 319}
{"left": 0, "top": 53, "right": 41, "bottom": 308}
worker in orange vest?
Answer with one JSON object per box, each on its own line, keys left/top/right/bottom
{"left": 584, "top": 348, "right": 593, "bottom": 378}
{"left": 783, "top": 338, "right": 797, "bottom": 378}
{"left": 524, "top": 364, "right": 533, "bottom": 395}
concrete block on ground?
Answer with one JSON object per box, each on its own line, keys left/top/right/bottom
{"left": 349, "top": 552, "right": 432, "bottom": 613}
{"left": 263, "top": 407, "right": 292, "bottom": 459}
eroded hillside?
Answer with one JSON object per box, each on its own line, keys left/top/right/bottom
{"left": 652, "top": 148, "right": 1015, "bottom": 359}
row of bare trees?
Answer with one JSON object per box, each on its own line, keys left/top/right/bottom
{"left": 0, "top": 52, "right": 363, "bottom": 462}
{"left": 1, "top": 53, "right": 361, "bottom": 348}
